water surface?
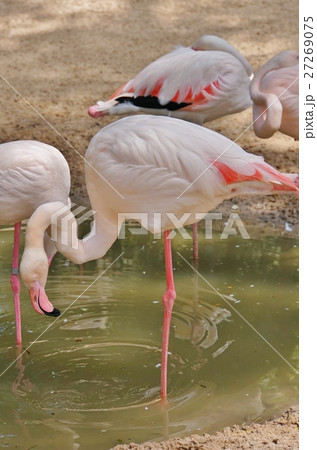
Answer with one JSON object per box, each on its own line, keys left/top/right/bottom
{"left": 0, "top": 226, "right": 298, "bottom": 449}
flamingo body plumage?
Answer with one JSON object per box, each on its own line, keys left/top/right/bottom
{"left": 0, "top": 140, "right": 70, "bottom": 343}
{"left": 0, "top": 141, "right": 70, "bottom": 224}
{"left": 88, "top": 35, "right": 253, "bottom": 125}
{"left": 250, "top": 50, "right": 299, "bottom": 139}
{"left": 46, "top": 115, "right": 298, "bottom": 397}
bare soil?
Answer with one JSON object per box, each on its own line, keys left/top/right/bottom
{"left": 113, "top": 407, "right": 299, "bottom": 450}
{"left": 0, "top": 0, "right": 299, "bottom": 448}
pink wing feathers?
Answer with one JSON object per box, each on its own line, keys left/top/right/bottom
{"left": 213, "top": 160, "right": 298, "bottom": 194}
{"left": 122, "top": 48, "right": 222, "bottom": 105}
{"left": 88, "top": 44, "right": 252, "bottom": 124}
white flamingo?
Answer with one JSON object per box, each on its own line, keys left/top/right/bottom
{"left": 0, "top": 140, "right": 70, "bottom": 344}
{"left": 88, "top": 35, "right": 253, "bottom": 125}
{"left": 250, "top": 50, "right": 299, "bottom": 139}
{"left": 23, "top": 116, "right": 298, "bottom": 397}
{"left": 88, "top": 35, "right": 253, "bottom": 259}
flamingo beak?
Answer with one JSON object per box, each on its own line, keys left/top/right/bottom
{"left": 88, "top": 104, "right": 104, "bottom": 118}
{"left": 29, "top": 281, "right": 60, "bottom": 317}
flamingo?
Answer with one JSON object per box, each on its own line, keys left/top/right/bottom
{"left": 88, "top": 35, "right": 253, "bottom": 259}
{"left": 24, "top": 115, "right": 298, "bottom": 397}
{"left": 88, "top": 35, "right": 253, "bottom": 126}
{"left": 250, "top": 50, "right": 299, "bottom": 139}
{"left": 0, "top": 140, "right": 70, "bottom": 345}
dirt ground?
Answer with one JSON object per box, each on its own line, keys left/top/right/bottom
{"left": 113, "top": 407, "right": 299, "bottom": 450}
{"left": 0, "top": 0, "right": 299, "bottom": 448}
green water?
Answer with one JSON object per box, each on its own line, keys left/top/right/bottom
{"left": 0, "top": 226, "right": 298, "bottom": 449}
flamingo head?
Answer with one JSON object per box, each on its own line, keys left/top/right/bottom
{"left": 27, "top": 281, "right": 60, "bottom": 317}
{"left": 20, "top": 248, "right": 60, "bottom": 317}
{"left": 191, "top": 35, "right": 227, "bottom": 51}
{"left": 88, "top": 102, "right": 106, "bottom": 118}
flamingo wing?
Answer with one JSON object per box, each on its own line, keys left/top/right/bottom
{"left": 85, "top": 116, "right": 298, "bottom": 228}
{"left": 89, "top": 48, "right": 252, "bottom": 124}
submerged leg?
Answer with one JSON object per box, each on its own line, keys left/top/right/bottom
{"left": 161, "top": 230, "right": 176, "bottom": 398}
{"left": 192, "top": 223, "right": 199, "bottom": 260}
{"left": 10, "top": 222, "right": 22, "bottom": 346}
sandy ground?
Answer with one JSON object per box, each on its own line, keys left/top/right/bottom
{"left": 113, "top": 407, "right": 299, "bottom": 450}
{"left": 0, "top": 0, "right": 298, "bottom": 448}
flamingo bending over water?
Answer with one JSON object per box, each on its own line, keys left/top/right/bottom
{"left": 88, "top": 35, "right": 253, "bottom": 125}
{"left": 26, "top": 116, "right": 298, "bottom": 397}
{"left": 0, "top": 140, "right": 70, "bottom": 344}
{"left": 250, "top": 50, "right": 299, "bottom": 139}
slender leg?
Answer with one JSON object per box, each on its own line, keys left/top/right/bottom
{"left": 10, "top": 222, "right": 22, "bottom": 346}
{"left": 161, "top": 230, "right": 176, "bottom": 398}
{"left": 192, "top": 223, "right": 199, "bottom": 260}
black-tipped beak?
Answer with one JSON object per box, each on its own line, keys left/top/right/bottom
{"left": 44, "top": 307, "right": 61, "bottom": 317}
{"left": 29, "top": 281, "right": 61, "bottom": 317}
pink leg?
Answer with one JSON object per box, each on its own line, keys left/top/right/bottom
{"left": 161, "top": 230, "right": 176, "bottom": 398}
{"left": 192, "top": 223, "right": 199, "bottom": 260}
{"left": 10, "top": 222, "right": 22, "bottom": 346}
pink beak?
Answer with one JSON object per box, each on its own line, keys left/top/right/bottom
{"left": 88, "top": 105, "right": 104, "bottom": 118}
{"left": 29, "top": 281, "right": 60, "bottom": 317}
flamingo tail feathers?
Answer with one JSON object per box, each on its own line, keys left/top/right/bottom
{"left": 213, "top": 160, "right": 298, "bottom": 194}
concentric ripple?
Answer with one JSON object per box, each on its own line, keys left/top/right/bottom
{"left": 0, "top": 229, "right": 298, "bottom": 448}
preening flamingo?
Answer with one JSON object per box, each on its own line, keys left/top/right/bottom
{"left": 88, "top": 35, "right": 253, "bottom": 125}
{"left": 250, "top": 50, "right": 299, "bottom": 139}
{"left": 88, "top": 34, "right": 253, "bottom": 259}
{"left": 27, "top": 115, "right": 298, "bottom": 397}
{"left": 0, "top": 140, "right": 70, "bottom": 344}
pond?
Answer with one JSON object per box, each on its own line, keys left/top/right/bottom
{"left": 0, "top": 225, "right": 298, "bottom": 449}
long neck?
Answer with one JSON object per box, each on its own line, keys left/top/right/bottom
{"left": 51, "top": 203, "right": 119, "bottom": 265}
{"left": 192, "top": 35, "right": 253, "bottom": 77}
{"left": 250, "top": 57, "right": 284, "bottom": 138}
{"left": 20, "top": 202, "right": 65, "bottom": 289}
{"left": 252, "top": 94, "right": 283, "bottom": 138}
{"left": 24, "top": 201, "right": 119, "bottom": 265}
{"left": 218, "top": 41, "right": 253, "bottom": 77}
{"left": 23, "top": 202, "right": 63, "bottom": 250}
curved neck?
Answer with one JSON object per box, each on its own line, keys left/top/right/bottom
{"left": 250, "top": 52, "right": 293, "bottom": 106}
{"left": 250, "top": 56, "right": 285, "bottom": 138}
{"left": 23, "top": 202, "right": 63, "bottom": 249}
{"left": 252, "top": 93, "right": 283, "bottom": 138}
{"left": 20, "top": 202, "right": 65, "bottom": 289}
{"left": 220, "top": 43, "right": 253, "bottom": 77}
{"left": 23, "top": 201, "right": 119, "bottom": 265}
{"left": 19, "top": 201, "right": 119, "bottom": 293}
{"left": 50, "top": 203, "right": 119, "bottom": 265}
{"left": 192, "top": 35, "right": 253, "bottom": 77}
